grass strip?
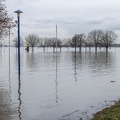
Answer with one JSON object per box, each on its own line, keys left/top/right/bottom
{"left": 91, "top": 100, "right": 120, "bottom": 120}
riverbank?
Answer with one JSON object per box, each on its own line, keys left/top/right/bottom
{"left": 91, "top": 100, "right": 120, "bottom": 120}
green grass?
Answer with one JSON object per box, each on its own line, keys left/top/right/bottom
{"left": 91, "top": 100, "right": 120, "bottom": 120}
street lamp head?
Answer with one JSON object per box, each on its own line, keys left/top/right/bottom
{"left": 14, "top": 9, "right": 23, "bottom": 17}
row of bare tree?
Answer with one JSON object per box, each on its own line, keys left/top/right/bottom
{"left": 13, "top": 29, "right": 117, "bottom": 52}
{"left": 71, "top": 30, "right": 117, "bottom": 52}
{"left": 13, "top": 34, "right": 63, "bottom": 52}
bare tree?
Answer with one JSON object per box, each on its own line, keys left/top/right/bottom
{"left": 48, "top": 37, "right": 56, "bottom": 52}
{"left": 48, "top": 37, "right": 62, "bottom": 52}
{"left": 74, "top": 34, "right": 86, "bottom": 51}
{"left": 87, "top": 30, "right": 103, "bottom": 52}
{"left": 0, "top": 41, "right": 3, "bottom": 51}
{"left": 37, "top": 37, "right": 42, "bottom": 47}
{"left": 13, "top": 37, "right": 24, "bottom": 48}
{"left": 57, "top": 38, "right": 63, "bottom": 52}
{"left": 41, "top": 37, "right": 49, "bottom": 52}
{"left": 70, "top": 34, "right": 86, "bottom": 52}
{"left": 102, "top": 30, "right": 117, "bottom": 52}
{"left": 70, "top": 37, "right": 75, "bottom": 47}
{"left": 63, "top": 38, "right": 72, "bottom": 51}
{"left": 0, "top": 41, "right": 2, "bottom": 46}
{"left": 25, "top": 34, "right": 39, "bottom": 51}
{"left": 0, "top": 0, "right": 16, "bottom": 40}
{"left": 87, "top": 40, "right": 93, "bottom": 50}
{"left": 62, "top": 38, "right": 71, "bottom": 47}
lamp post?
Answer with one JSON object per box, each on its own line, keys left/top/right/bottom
{"left": 14, "top": 9, "right": 23, "bottom": 76}
{"left": 74, "top": 34, "right": 77, "bottom": 58}
{"left": 2, "top": 25, "right": 11, "bottom": 73}
{"left": 8, "top": 26, "right": 10, "bottom": 74}
{"left": 56, "top": 25, "right": 57, "bottom": 71}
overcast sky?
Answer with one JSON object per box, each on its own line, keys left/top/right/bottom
{"left": 5, "top": 0, "right": 120, "bottom": 43}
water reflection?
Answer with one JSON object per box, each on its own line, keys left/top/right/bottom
{"left": 55, "top": 53, "right": 58, "bottom": 103}
{"left": 71, "top": 51, "right": 114, "bottom": 76}
{"left": 9, "top": 45, "right": 10, "bottom": 75}
{"left": 18, "top": 77, "right": 22, "bottom": 120}
{"left": 26, "top": 52, "right": 48, "bottom": 70}
{"left": 0, "top": 49, "right": 14, "bottom": 120}
{"left": 74, "top": 55, "right": 77, "bottom": 83}
{"left": 13, "top": 51, "right": 18, "bottom": 69}
{"left": 25, "top": 51, "right": 62, "bottom": 72}
{"left": 0, "top": 89, "right": 13, "bottom": 120}
{"left": 9, "top": 51, "right": 10, "bottom": 74}
{"left": 26, "top": 52, "right": 39, "bottom": 69}
{"left": 87, "top": 51, "right": 115, "bottom": 75}
{"left": 0, "top": 52, "right": 2, "bottom": 66}
{"left": 8, "top": 72, "right": 12, "bottom": 104}
{"left": 0, "top": 48, "right": 119, "bottom": 120}
{"left": 55, "top": 68, "right": 58, "bottom": 103}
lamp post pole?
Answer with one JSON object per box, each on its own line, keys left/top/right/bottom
{"left": 75, "top": 34, "right": 77, "bottom": 58}
{"left": 8, "top": 26, "right": 10, "bottom": 74}
{"left": 55, "top": 25, "right": 58, "bottom": 73}
{"left": 14, "top": 9, "right": 23, "bottom": 76}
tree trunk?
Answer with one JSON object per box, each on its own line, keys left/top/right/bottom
{"left": 53, "top": 47, "right": 55, "bottom": 52}
{"left": 32, "top": 46, "right": 34, "bottom": 52}
{"left": 60, "top": 47, "right": 61, "bottom": 52}
{"left": 43, "top": 46, "right": 45, "bottom": 52}
{"left": 95, "top": 46, "right": 97, "bottom": 53}
{"left": 0, "top": 46, "right": 2, "bottom": 52}
{"left": 106, "top": 46, "right": 108, "bottom": 53}
{"left": 89, "top": 45, "right": 91, "bottom": 50}
{"left": 79, "top": 46, "right": 81, "bottom": 52}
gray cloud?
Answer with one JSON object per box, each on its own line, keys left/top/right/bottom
{"left": 5, "top": 0, "right": 120, "bottom": 43}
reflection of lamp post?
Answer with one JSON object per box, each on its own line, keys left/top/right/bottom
{"left": 14, "top": 9, "right": 23, "bottom": 76}
{"left": 18, "top": 77, "right": 22, "bottom": 120}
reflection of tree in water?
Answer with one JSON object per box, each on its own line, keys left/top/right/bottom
{"left": 87, "top": 51, "right": 114, "bottom": 74}
{"left": 71, "top": 51, "right": 84, "bottom": 68}
{"left": 26, "top": 52, "right": 61, "bottom": 71}
{"left": 0, "top": 52, "right": 2, "bottom": 62}
{"left": 26, "top": 52, "right": 41, "bottom": 71}
{"left": 0, "top": 71, "right": 18, "bottom": 120}
{"left": 71, "top": 51, "right": 115, "bottom": 75}
{"left": 0, "top": 89, "right": 16, "bottom": 120}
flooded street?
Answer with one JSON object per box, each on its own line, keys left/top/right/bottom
{"left": 0, "top": 47, "right": 120, "bottom": 120}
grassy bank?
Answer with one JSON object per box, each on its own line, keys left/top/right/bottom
{"left": 91, "top": 100, "right": 120, "bottom": 120}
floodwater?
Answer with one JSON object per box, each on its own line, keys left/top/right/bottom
{"left": 0, "top": 47, "right": 120, "bottom": 120}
